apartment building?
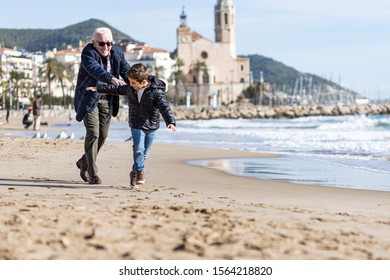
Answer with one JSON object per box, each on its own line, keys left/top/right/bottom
{"left": 0, "top": 47, "right": 43, "bottom": 108}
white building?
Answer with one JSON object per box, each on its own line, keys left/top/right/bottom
{"left": 52, "top": 48, "right": 81, "bottom": 99}
{"left": 0, "top": 47, "right": 37, "bottom": 108}
{"left": 124, "top": 44, "right": 175, "bottom": 80}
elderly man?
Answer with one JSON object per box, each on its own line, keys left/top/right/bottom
{"left": 74, "top": 27, "right": 130, "bottom": 184}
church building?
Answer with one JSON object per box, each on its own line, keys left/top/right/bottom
{"left": 177, "top": 0, "right": 250, "bottom": 106}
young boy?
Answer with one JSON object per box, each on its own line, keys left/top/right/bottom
{"left": 87, "top": 63, "right": 176, "bottom": 188}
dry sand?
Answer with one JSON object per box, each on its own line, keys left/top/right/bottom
{"left": 0, "top": 115, "right": 390, "bottom": 260}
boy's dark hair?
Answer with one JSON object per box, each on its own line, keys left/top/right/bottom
{"left": 128, "top": 63, "right": 148, "bottom": 83}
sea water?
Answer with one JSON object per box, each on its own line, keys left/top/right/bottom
{"left": 169, "top": 115, "right": 390, "bottom": 192}
{"left": 9, "top": 114, "right": 390, "bottom": 192}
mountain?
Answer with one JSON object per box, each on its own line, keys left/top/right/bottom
{"left": 245, "top": 54, "right": 356, "bottom": 96}
{"left": 0, "top": 18, "right": 141, "bottom": 52}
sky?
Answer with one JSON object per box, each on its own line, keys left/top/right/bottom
{"left": 2, "top": 0, "right": 390, "bottom": 100}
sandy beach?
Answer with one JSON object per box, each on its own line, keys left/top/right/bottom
{"left": 0, "top": 114, "right": 390, "bottom": 260}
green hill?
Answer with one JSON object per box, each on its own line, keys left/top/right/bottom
{"left": 0, "top": 18, "right": 141, "bottom": 52}
{"left": 246, "top": 54, "right": 340, "bottom": 92}
{"left": 245, "top": 54, "right": 352, "bottom": 95}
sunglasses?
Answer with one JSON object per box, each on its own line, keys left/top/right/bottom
{"left": 97, "top": 41, "right": 113, "bottom": 47}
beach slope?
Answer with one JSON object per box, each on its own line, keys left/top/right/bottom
{"left": 0, "top": 132, "right": 389, "bottom": 259}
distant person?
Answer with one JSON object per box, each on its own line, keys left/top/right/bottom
{"left": 32, "top": 95, "right": 42, "bottom": 131}
{"left": 22, "top": 108, "right": 33, "bottom": 129}
{"left": 87, "top": 63, "right": 176, "bottom": 188}
{"left": 74, "top": 27, "right": 131, "bottom": 185}
{"left": 68, "top": 110, "right": 73, "bottom": 125}
{"left": 6, "top": 107, "right": 10, "bottom": 123}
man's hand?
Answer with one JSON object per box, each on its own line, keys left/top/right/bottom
{"left": 111, "top": 77, "right": 127, "bottom": 86}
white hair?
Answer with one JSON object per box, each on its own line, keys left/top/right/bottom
{"left": 92, "top": 27, "right": 113, "bottom": 41}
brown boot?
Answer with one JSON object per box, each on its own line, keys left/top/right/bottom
{"left": 76, "top": 157, "right": 89, "bottom": 182}
{"left": 89, "top": 175, "right": 102, "bottom": 185}
{"left": 130, "top": 170, "right": 137, "bottom": 188}
{"left": 136, "top": 171, "right": 145, "bottom": 185}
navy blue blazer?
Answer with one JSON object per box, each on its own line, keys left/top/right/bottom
{"left": 74, "top": 43, "right": 130, "bottom": 121}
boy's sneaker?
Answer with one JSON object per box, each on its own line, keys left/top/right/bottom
{"left": 136, "top": 171, "right": 145, "bottom": 185}
{"left": 130, "top": 171, "right": 138, "bottom": 188}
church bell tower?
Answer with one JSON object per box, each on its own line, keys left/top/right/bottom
{"left": 214, "top": 0, "right": 236, "bottom": 57}
{"left": 177, "top": 7, "right": 191, "bottom": 45}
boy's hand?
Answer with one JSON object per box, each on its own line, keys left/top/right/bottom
{"left": 86, "top": 87, "right": 96, "bottom": 92}
{"left": 167, "top": 124, "right": 176, "bottom": 132}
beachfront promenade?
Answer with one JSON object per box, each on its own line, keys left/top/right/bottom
{"left": 3, "top": 103, "right": 390, "bottom": 123}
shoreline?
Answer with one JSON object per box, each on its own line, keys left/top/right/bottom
{"left": 0, "top": 116, "right": 390, "bottom": 259}
{"left": 188, "top": 155, "right": 390, "bottom": 193}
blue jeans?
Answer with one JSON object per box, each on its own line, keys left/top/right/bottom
{"left": 131, "top": 128, "right": 157, "bottom": 172}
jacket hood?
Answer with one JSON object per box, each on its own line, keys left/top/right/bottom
{"left": 149, "top": 75, "right": 168, "bottom": 92}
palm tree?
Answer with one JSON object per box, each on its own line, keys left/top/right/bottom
{"left": 0, "top": 60, "right": 3, "bottom": 78}
{"left": 189, "top": 60, "right": 208, "bottom": 105}
{"left": 170, "top": 58, "right": 187, "bottom": 106}
{"left": 9, "top": 70, "right": 26, "bottom": 109}
{"left": 43, "top": 58, "right": 73, "bottom": 109}
{"left": 44, "top": 58, "right": 61, "bottom": 109}
{"left": 0, "top": 60, "right": 5, "bottom": 108}
{"left": 66, "top": 64, "right": 76, "bottom": 108}
{"left": 0, "top": 81, "right": 7, "bottom": 109}
{"left": 52, "top": 61, "right": 72, "bottom": 108}
{"left": 148, "top": 64, "right": 166, "bottom": 79}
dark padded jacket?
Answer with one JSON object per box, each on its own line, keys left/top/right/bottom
{"left": 74, "top": 43, "right": 130, "bottom": 122}
{"left": 96, "top": 75, "right": 176, "bottom": 131}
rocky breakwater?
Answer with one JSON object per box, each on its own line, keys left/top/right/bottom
{"left": 170, "top": 103, "right": 390, "bottom": 120}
